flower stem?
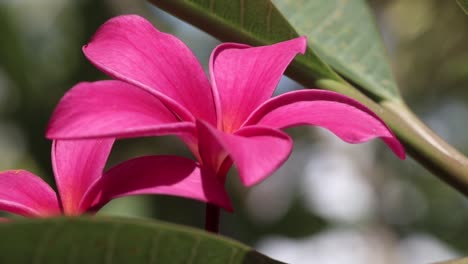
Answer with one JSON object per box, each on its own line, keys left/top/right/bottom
{"left": 204, "top": 203, "right": 220, "bottom": 233}
{"left": 204, "top": 159, "right": 232, "bottom": 233}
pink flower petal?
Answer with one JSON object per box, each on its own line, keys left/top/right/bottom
{"left": 52, "top": 139, "right": 114, "bottom": 215}
{"left": 0, "top": 170, "right": 60, "bottom": 217}
{"left": 197, "top": 121, "right": 293, "bottom": 187}
{"left": 87, "top": 155, "right": 232, "bottom": 212}
{"left": 209, "top": 37, "right": 306, "bottom": 131}
{"left": 46, "top": 80, "right": 195, "bottom": 140}
{"left": 244, "top": 89, "right": 406, "bottom": 159}
{"left": 83, "top": 15, "right": 216, "bottom": 124}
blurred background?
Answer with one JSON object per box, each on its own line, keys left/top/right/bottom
{"left": 0, "top": 0, "right": 467, "bottom": 263}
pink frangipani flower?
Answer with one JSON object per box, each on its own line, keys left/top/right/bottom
{"left": 0, "top": 139, "right": 230, "bottom": 217}
{"left": 47, "top": 15, "right": 405, "bottom": 209}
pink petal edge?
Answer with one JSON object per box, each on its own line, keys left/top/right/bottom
{"left": 0, "top": 170, "right": 61, "bottom": 217}
{"left": 244, "top": 89, "right": 406, "bottom": 159}
{"left": 209, "top": 37, "right": 307, "bottom": 132}
{"left": 83, "top": 15, "right": 217, "bottom": 124}
{"left": 86, "top": 155, "right": 232, "bottom": 212}
{"left": 52, "top": 139, "right": 114, "bottom": 215}
{"left": 46, "top": 80, "right": 195, "bottom": 140}
{"left": 197, "top": 120, "right": 293, "bottom": 187}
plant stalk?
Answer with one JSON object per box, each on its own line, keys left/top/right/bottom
{"left": 316, "top": 79, "right": 468, "bottom": 196}
{"left": 204, "top": 158, "right": 233, "bottom": 233}
{"left": 205, "top": 204, "right": 220, "bottom": 233}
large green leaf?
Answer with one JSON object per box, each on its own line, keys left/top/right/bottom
{"left": 457, "top": 0, "right": 468, "bottom": 14}
{"left": 272, "top": 0, "right": 401, "bottom": 100}
{"left": 0, "top": 217, "right": 283, "bottom": 264}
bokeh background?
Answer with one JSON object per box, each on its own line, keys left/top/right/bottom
{"left": 1, "top": 0, "right": 467, "bottom": 263}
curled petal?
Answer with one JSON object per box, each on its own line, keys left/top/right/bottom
{"left": 0, "top": 170, "right": 60, "bottom": 217}
{"left": 52, "top": 139, "right": 114, "bottom": 215}
{"left": 210, "top": 37, "right": 306, "bottom": 131}
{"left": 83, "top": 15, "right": 216, "bottom": 124}
{"left": 244, "top": 89, "right": 405, "bottom": 159}
{"left": 86, "top": 155, "right": 232, "bottom": 212}
{"left": 197, "top": 121, "right": 293, "bottom": 187}
{"left": 47, "top": 80, "right": 194, "bottom": 140}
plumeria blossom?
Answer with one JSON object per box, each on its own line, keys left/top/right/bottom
{"left": 0, "top": 139, "right": 231, "bottom": 217}
{"left": 47, "top": 15, "right": 405, "bottom": 208}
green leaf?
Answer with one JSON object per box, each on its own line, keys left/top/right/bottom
{"left": 149, "top": 0, "right": 401, "bottom": 101}
{"left": 149, "top": 0, "right": 341, "bottom": 83}
{"left": 272, "top": 0, "right": 401, "bottom": 100}
{"left": 0, "top": 217, "right": 283, "bottom": 264}
{"left": 457, "top": 0, "right": 468, "bottom": 14}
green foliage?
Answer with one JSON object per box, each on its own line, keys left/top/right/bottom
{"left": 0, "top": 217, "right": 283, "bottom": 264}
{"left": 457, "top": 0, "right": 468, "bottom": 14}
{"left": 150, "top": 0, "right": 401, "bottom": 101}
{"left": 149, "top": 0, "right": 340, "bottom": 85}
{"left": 273, "top": 0, "right": 401, "bottom": 100}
